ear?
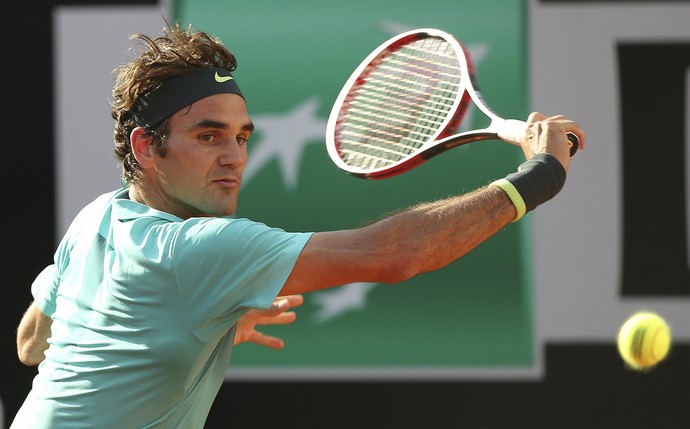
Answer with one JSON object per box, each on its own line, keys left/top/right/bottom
{"left": 130, "top": 127, "right": 156, "bottom": 168}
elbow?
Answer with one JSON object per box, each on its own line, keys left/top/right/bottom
{"left": 19, "top": 353, "right": 44, "bottom": 367}
{"left": 17, "top": 342, "right": 46, "bottom": 366}
{"left": 18, "top": 354, "right": 39, "bottom": 367}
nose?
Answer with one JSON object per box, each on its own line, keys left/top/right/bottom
{"left": 219, "top": 139, "right": 247, "bottom": 168}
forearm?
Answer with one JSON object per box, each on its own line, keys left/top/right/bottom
{"left": 366, "top": 185, "right": 515, "bottom": 279}
{"left": 284, "top": 185, "right": 516, "bottom": 294}
{"left": 367, "top": 153, "right": 568, "bottom": 279}
{"left": 285, "top": 154, "right": 569, "bottom": 295}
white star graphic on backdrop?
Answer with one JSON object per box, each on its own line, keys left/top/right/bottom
{"left": 243, "top": 96, "right": 325, "bottom": 191}
{"left": 243, "top": 21, "right": 490, "bottom": 323}
{"left": 312, "top": 282, "right": 378, "bottom": 323}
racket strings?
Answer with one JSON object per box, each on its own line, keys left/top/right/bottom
{"left": 337, "top": 37, "right": 464, "bottom": 169}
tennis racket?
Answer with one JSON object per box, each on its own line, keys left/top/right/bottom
{"left": 325, "top": 28, "right": 579, "bottom": 179}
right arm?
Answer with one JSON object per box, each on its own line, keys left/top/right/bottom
{"left": 283, "top": 184, "right": 515, "bottom": 295}
{"left": 281, "top": 113, "right": 585, "bottom": 295}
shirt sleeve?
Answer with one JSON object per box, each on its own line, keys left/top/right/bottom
{"left": 171, "top": 217, "right": 312, "bottom": 341}
{"left": 31, "top": 264, "right": 60, "bottom": 316}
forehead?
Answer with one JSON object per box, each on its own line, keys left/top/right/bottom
{"left": 170, "top": 93, "right": 250, "bottom": 127}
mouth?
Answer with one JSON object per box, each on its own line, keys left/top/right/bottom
{"left": 213, "top": 178, "right": 241, "bottom": 189}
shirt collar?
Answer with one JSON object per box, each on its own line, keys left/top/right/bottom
{"left": 111, "top": 187, "right": 183, "bottom": 223}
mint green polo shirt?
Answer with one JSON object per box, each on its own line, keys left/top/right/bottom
{"left": 12, "top": 188, "right": 312, "bottom": 428}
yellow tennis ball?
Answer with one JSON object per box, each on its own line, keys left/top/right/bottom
{"left": 617, "top": 312, "right": 671, "bottom": 370}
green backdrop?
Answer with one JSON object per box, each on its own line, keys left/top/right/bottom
{"left": 173, "top": 0, "right": 531, "bottom": 377}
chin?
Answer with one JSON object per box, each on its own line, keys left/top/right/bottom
{"left": 218, "top": 205, "right": 238, "bottom": 217}
{"left": 198, "top": 205, "right": 236, "bottom": 218}
{"left": 203, "top": 199, "right": 238, "bottom": 217}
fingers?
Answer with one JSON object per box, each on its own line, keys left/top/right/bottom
{"left": 528, "top": 113, "right": 586, "bottom": 148}
{"left": 234, "top": 294, "right": 304, "bottom": 348}
{"left": 247, "top": 332, "right": 285, "bottom": 350}
{"left": 244, "top": 294, "right": 303, "bottom": 324}
{"left": 252, "top": 311, "right": 298, "bottom": 326}
{"left": 522, "top": 112, "right": 586, "bottom": 170}
{"left": 279, "top": 294, "right": 305, "bottom": 308}
{"left": 267, "top": 294, "right": 304, "bottom": 314}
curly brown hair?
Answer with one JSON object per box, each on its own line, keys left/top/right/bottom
{"left": 111, "top": 21, "right": 238, "bottom": 185}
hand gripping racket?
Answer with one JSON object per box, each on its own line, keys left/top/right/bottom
{"left": 325, "top": 28, "right": 579, "bottom": 179}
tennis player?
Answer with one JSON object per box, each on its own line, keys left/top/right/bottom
{"left": 12, "top": 22, "right": 584, "bottom": 428}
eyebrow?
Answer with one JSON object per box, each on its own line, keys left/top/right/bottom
{"left": 185, "top": 120, "right": 255, "bottom": 132}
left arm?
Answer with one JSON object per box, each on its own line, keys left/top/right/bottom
{"left": 18, "top": 294, "right": 303, "bottom": 363}
{"left": 17, "top": 301, "right": 52, "bottom": 366}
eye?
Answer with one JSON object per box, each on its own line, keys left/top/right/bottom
{"left": 199, "top": 133, "right": 217, "bottom": 144}
{"left": 236, "top": 135, "right": 249, "bottom": 146}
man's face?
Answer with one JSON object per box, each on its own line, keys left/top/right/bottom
{"left": 146, "top": 93, "right": 253, "bottom": 218}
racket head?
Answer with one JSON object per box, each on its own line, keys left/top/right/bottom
{"left": 325, "top": 28, "right": 475, "bottom": 179}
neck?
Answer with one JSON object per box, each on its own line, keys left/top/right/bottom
{"left": 127, "top": 186, "right": 148, "bottom": 206}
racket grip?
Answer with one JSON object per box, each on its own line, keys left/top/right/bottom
{"left": 503, "top": 120, "right": 579, "bottom": 157}
{"left": 567, "top": 133, "right": 579, "bottom": 157}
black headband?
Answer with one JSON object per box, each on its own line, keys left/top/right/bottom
{"left": 132, "top": 67, "right": 244, "bottom": 128}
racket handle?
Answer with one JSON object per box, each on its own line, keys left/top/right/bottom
{"left": 567, "top": 133, "right": 579, "bottom": 157}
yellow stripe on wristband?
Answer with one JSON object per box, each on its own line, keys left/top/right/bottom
{"left": 490, "top": 178, "right": 527, "bottom": 222}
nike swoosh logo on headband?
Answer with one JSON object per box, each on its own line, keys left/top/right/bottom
{"left": 214, "top": 72, "right": 234, "bottom": 83}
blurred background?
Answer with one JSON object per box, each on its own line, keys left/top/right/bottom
{"left": 3, "top": 0, "right": 689, "bottom": 427}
